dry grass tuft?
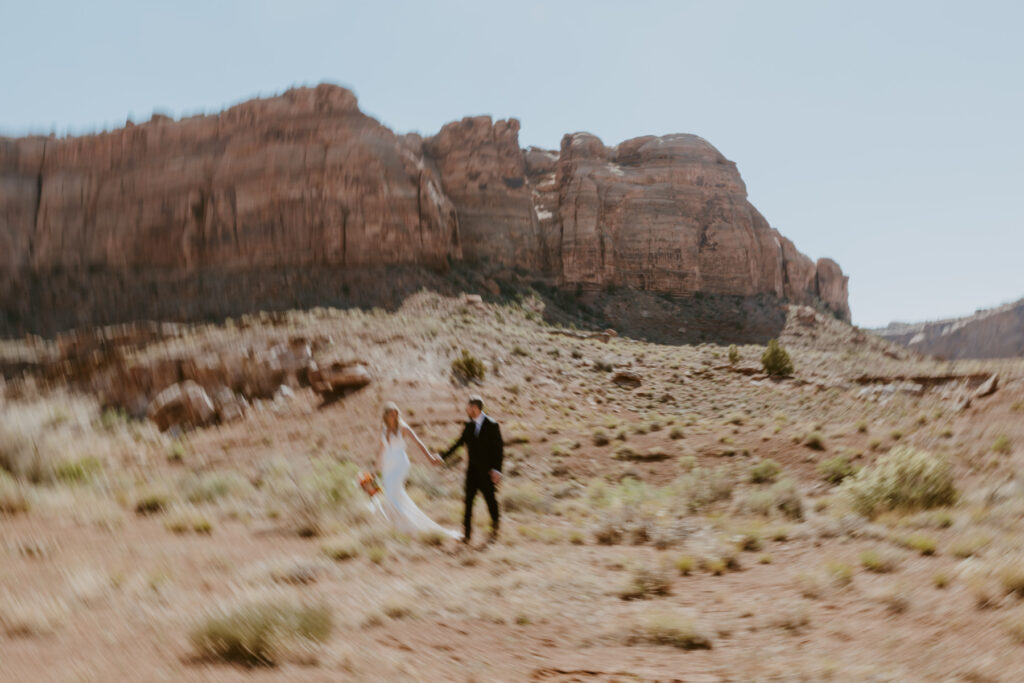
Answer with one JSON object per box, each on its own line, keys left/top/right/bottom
{"left": 190, "top": 597, "right": 333, "bottom": 666}
{"left": 627, "top": 611, "right": 712, "bottom": 650}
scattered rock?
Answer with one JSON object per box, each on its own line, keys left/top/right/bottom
{"left": 973, "top": 374, "right": 998, "bottom": 398}
{"left": 147, "top": 380, "right": 216, "bottom": 432}
{"left": 309, "top": 359, "right": 372, "bottom": 397}
{"left": 611, "top": 371, "right": 642, "bottom": 389}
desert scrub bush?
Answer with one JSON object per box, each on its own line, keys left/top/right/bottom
{"left": 181, "top": 470, "right": 251, "bottom": 504}
{"left": 749, "top": 459, "right": 782, "bottom": 484}
{"left": 320, "top": 538, "right": 360, "bottom": 561}
{"left": 502, "top": 482, "right": 550, "bottom": 513}
{"left": 728, "top": 344, "right": 740, "bottom": 365}
{"left": 0, "top": 475, "right": 30, "bottom": 516}
{"left": 992, "top": 435, "right": 1012, "bottom": 454}
{"left": 190, "top": 597, "right": 333, "bottom": 665}
{"left": 669, "top": 425, "right": 685, "bottom": 440}
{"left": 619, "top": 564, "right": 672, "bottom": 600}
{"left": 675, "top": 555, "right": 695, "bottom": 575}
{"left": 451, "top": 349, "right": 485, "bottom": 383}
{"left": 997, "top": 563, "right": 1024, "bottom": 597}
{"left": 165, "top": 508, "right": 213, "bottom": 535}
{"left": 950, "top": 534, "right": 990, "bottom": 558}
{"left": 754, "top": 479, "right": 804, "bottom": 520}
{"left": 860, "top": 549, "right": 901, "bottom": 573}
{"left": 818, "top": 454, "right": 857, "bottom": 484}
{"left": 1004, "top": 608, "right": 1024, "bottom": 643}
{"left": 841, "top": 446, "right": 956, "bottom": 518}
{"left": 0, "top": 393, "right": 113, "bottom": 483}
{"left": 133, "top": 487, "right": 172, "bottom": 515}
{"left": 0, "top": 591, "right": 69, "bottom": 637}
{"left": 592, "top": 429, "right": 611, "bottom": 446}
{"left": 902, "top": 533, "right": 937, "bottom": 556}
{"left": 761, "top": 339, "right": 794, "bottom": 377}
{"left": 627, "top": 611, "right": 712, "bottom": 650}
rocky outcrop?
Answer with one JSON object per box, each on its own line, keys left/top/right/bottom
{"left": 0, "top": 83, "right": 850, "bottom": 335}
{"left": 874, "top": 298, "right": 1024, "bottom": 359}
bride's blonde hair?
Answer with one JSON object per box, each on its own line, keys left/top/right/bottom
{"left": 382, "top": 401, "right": 402, "bottom": 437}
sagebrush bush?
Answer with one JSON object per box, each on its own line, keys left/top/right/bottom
{"left": 501, "top": 482, "right": 550, "bottom": 513}
{"left": 0, "top": 394, "right": 107, "bottom": 483}
{"left": 628, "top": 612, "right": 712, "bottom": 650}
{"left": 728, "top": 345, "right": 740, "bottom": 365}
{"left": 451, "top": 349, "right": 486, "bottom": 383}
{"left": 818, "top": 455, "right": 857, "bottom": 484}
{"left": 619, "top": 565, "right": 672, "bottom": 600}
{"left": 841, "top": 446, "right": 957, "bottom": 518}
{"left": 190, "top": 598, "right": 333, "bottom": 665}
{"left": 749, "top": 459, "right": 782, "bottom": 484}
{"left": 761, "top": 339, "right": 794, "bottom": 377}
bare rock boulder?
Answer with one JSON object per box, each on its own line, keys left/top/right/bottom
{"left": 148, "top": 380, "right": 216, "bottom": 432}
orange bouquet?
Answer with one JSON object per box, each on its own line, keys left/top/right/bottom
{"left": 357, "top": 471, "right": 382, "bottom": 497}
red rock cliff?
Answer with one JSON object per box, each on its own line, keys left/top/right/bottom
{"left": 0, "top": 83, "right": 850, "bottom": 333}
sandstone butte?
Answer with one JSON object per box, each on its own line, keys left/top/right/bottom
{"left": 0, "top": 83, "right": 849, "bottom": 336}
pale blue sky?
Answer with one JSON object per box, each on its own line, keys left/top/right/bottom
{"left": 2, "top": 0, "right": 1021, "bottom": 327}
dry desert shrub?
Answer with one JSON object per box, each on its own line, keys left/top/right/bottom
{"left": 0, "top": 474, "right": 30, "bottom": 515}
{"left": 749, "top": 458, "right": 782, "bottom": 483}
{"left": 0, "top": 392, "right": 117, "bottom": 483}
{"left": 626, "top": 611, "right": 712, "bottom": 650}
{"left": 619, "top": 563, "right": 673, "bottom": 600}
{"left": 841, "top": 446, "right": 957, "bottom": 518}
{"left": 190, "top": 596, "right": 333, "bottom": 666}
{"left": 860, "top": 549, "right": 902, "bottom": 573}
{"left": 818, "top": 454, "right": 858, "bottom": 485}
{"left": 0, "top": 591, "right": 68, "bottom": 637}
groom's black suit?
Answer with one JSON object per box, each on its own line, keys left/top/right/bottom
{"left": 442, "top": 415, "right": 503, "bottom": 540}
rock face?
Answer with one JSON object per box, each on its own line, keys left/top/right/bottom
{"left": 0, "top": 83, "right": 850, "bottom": 335}
{"left": 874, "top": 298, "right": 1024, "bottom": 359}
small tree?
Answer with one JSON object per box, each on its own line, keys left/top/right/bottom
{"left": 761, "top": 339, "right": 794, "bottom": 377}
{"left": 727, "top": 345, "right": 740, "bottom": 365}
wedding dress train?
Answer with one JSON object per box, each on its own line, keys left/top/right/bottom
{"left": 378, "top": 426, "right": 460, "bottom": 539}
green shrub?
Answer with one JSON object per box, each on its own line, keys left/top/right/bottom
{"left": 818, "top": 455, "right": 857, "bottom": 484}
{"left": 728, "top": 345, "right": 740, "bottom": 365}
{"left": 749, "top": 459, "right": 782, "bottom": 484}
{"left": 761, "top": 339, "right": 794, "bottom": 377}
{"left": 841, "top": 446, "right": 957, "bottom": 518}
{"left": 592, "top": 429, "right": 611, "bottom": 446}
{"left": 190, "top": 599, "right": 333, "bottom": 665}
{"left": 993, "top": 435, "right": 1012, "bottom": 454}
{"left": 451, "top": 349, "right": 486, "bottom": 383}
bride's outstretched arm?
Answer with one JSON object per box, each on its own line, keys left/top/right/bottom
{"left": 403, "top": 424, "right": 441, "bottom": 464}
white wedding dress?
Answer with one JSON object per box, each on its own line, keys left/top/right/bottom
{"left": 378, "top": 425, "right": 460, "bottom": 539}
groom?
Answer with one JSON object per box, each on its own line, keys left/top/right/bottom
{"left": 440, "top": 394, "right": 503, "bottom": 543}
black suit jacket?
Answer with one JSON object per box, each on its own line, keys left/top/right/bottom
{"left": 442, "top": 416, "right": 503, "bottom": 476}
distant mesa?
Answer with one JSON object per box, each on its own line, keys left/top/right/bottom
{"left": 0, "top": 83, "right": 849, "bottom": 338}
{"left": 873, "top": 297, "right": 1024, "bottom": 360}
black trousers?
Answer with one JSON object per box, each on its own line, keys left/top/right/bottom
{"left": 463, "top": 471, "right": 499, "bottom": 539}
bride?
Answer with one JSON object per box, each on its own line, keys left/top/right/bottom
{"left": 375, "top": 402, "right": 460, "bottom": 540}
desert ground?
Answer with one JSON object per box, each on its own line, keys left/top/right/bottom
{"left": 2, "top": 290, "right": 1024, "bottom": 682}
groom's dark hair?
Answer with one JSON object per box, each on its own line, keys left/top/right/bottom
{"left": 467, "top": 395, "right": 484, "bottom": 410}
